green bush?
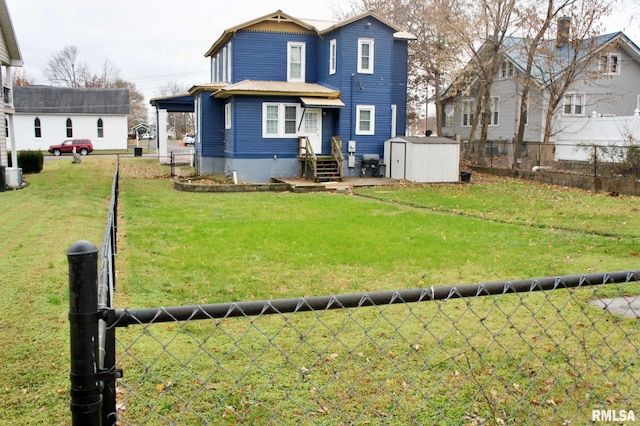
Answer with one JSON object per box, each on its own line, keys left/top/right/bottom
{"left": 18, "top": 150, "right": 44, "bottom": 174}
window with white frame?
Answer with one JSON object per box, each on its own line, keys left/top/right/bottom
{"left": 358, "top": 38, "right": 374, "bottom": 74}
{"left": 443, "top": 104, "right": 455, "bottom": 127}
{"left": 462, "top": 99, "right": 476, "bottom": 127}
{"left": 288, "top": 42, "right": 306, "bottom": 82}
{"left": 487, "top": 96, "right": 500, "bottom": 126}
{"left": 222, "top": 46, "right": 227, "bottom": 82}
{"left": 224, "top": 103, "right": 231, "bottom": 129}
{"left": 599, "top": 53, "right": 620, "bottom": 75}
{"left": 211, "top": 56, "right": 217, "bottom": 82}
{"left": 215, "top": 53, "right": 220, "bottom": 81}
{"left": 226, "top": 42, "right": 232, "bottom": 82}
{"left": 262, "top": 103, "right": 299, "bottom": 138}
{"left": 563, "top": 93, "right": 584, "bottom": 115}
{"left": 636, "top": 94, "right": 640, "bottom": 111}
{"left": 329, "top": 39, "right": 337, "bottom": 75}
{"left": 500, "top": 60, "right": 514, "bottom": 79}
{"left": 356, "top": 105, "right": 375, "bottom": 135}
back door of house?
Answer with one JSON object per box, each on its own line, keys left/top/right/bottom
{"left": 300, "top": 108, "right": 322, "bottom": 155}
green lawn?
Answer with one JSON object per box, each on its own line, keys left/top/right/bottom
{"left": 1, "top": 157, "right": 638, "bottom": 424}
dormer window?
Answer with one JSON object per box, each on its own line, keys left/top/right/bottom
{"left": 599, "top": 53, "right": 620, "bottom": 75}
{"left": 288, "top": 42, "right": 306, "bottom": 82}
{"left": 500, "top": 60, "right": 514, "bottom": 79}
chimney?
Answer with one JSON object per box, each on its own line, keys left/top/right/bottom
{"left": 557, "top": 17, "right": 571, "bottom": 49}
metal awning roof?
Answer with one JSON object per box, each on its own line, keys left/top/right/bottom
{"left": 300, "top": 97, "right": 344, "bottom": 108}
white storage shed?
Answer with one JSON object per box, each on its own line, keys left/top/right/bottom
{"left": 384, "top": 136, "right": 460, "bottom": 183}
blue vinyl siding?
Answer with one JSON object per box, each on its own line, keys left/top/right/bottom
{"left": 392, "top": 39, "right": 409, "bottom": 137}
{"left": 233, "top": 96, "right": 301, "bottom": 159}
{"left": 199, "top": 13, "right": 411, "bottom": 181}
{"left": 325, "top": 18, "right": 396, "bottom": 156}
{"left": 199, "top": 94, "right": 225, "bottom": 157}
{"left": 233, "top": 32, "right": 319, "bottom": 83}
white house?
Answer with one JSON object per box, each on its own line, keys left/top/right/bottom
{"left": 12, "top": 86, "right": 130, "bottom": 151}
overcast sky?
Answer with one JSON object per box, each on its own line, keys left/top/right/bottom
{"left": 6, "top": 0, "right": 639, "bottom": 103}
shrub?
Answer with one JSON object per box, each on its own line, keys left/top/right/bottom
{"left": 18, "top": 150, "right": 44, "bottom": 174}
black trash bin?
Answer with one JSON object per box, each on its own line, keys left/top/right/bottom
{"left": 134, "top": 147, "right": 143, "bottom": 157}
{"left": 0, "top": 165, "right": 5, "bottom": 192}
{"left": 460, "top": 170, "right": 472, "bottom": 183}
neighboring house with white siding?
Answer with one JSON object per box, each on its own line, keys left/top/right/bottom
{"left": 0, "top": 0, "right": 23, "bottom": 185}
{"left": 440, "top": 27, "right": 640, "bottom": 146}
{"left": 12, "top": 86, "right": 130, "bottom": 151}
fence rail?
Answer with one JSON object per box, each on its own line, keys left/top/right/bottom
{"left": 462, "top": 140, "right": 640, "bottom": 179}
{"left": 69, "top": 157, "right": 640, "bottom": 425}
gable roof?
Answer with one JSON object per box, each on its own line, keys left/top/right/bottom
{"left": 205, "top": 10, "right": 415, "bottom": 57}
{"left": 501, "top": 32, "right": 637, "bottom": 84}
{"left": 14, "top": 86, "right": 130, "bottom": 115}
{"left": 205, "top": 10, "right": 316, "bottom": 58}
{"left": 442, "top": 30, "right": 640, "bottom": 99}
{"left": 0, "top": 0, "right": 23, "bottom": 66}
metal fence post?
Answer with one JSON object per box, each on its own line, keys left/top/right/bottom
{"left": 68, "top": 240, "right": 101, "bottom": 426}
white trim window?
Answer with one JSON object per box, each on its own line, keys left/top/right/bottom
{"left": 462, "top": 99, "right": 476, "bottom": 127}
{"left": 329, "top": 39, "right": 337, "bottom": 75}
{"left": 288, "top": 42, "right": 306, "bottom": 82}
{"left": 487, "top": 96, "right": 500, "bottom": 126}
{"left": 222, "top": 46, "right": 227, "bottom": 82}
{"left": 599, "top": 53, "right": 620, "bottom": 75}
{"left": 224, "top": 103, "right": 232, "bottom": 129}
{"left": 636, "top": 94, "right": 640, "bottom": 111}
{"left": 226, "top": 42, "right": 232, "bottom": 82}
{"left": 356, "top": 105, "right": 375, "bottom": 135}
{"left": 500, "top": 60, "right": 514, "bottom": 79}
{"left": 443, "top": 104, "right": 455, "bottom": 127}
{"left": 358, "top": 38, "right": 374, "bottom": 74}
{"left": 563, "top": 93, "right": 584, "bottom": 115}
{"left": 262, "top": 103, "right": 299, "bottom": 138}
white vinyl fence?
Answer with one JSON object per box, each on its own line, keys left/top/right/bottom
{"left": 554, "top": 110, "right": 640, "bottom": 161}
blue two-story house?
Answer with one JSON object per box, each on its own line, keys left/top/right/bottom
{"left": 153, "top": 10, "right": 414, "bottom": 182}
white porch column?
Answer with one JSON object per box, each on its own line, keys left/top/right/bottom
{"left": 156, "top": 108, "right": 168, "bottom": 161}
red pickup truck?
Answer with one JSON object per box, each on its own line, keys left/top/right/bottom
{"left": 48, "top": 139, "right": 94, "bottom": 156}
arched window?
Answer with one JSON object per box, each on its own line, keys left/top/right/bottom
{"left": 97, "top": 118, "right": 104, "bottom": 138}
{"left": 34, "top": 118, "right": 42, "bottom": 138}
{"left": 66, "top": 118, "right": 73, "bottom": 138}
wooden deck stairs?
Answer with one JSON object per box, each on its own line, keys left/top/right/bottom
{"left": 298, "top": 136, "right": 344, "bottom": 182}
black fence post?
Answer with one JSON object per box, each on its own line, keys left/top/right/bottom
{"left": 68, "top": 240, "right": 101, "bottom": 426}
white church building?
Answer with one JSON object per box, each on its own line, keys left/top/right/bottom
{"left": 12, "top": 86, "right": 130, "bottom": 151}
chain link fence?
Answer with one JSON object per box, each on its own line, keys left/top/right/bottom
{"left": 92, "top": 273, "right": 638, "bottom": 425}
{"left": 69, "top": 156, "right": 639, "bottom": 425}
{"left": 462, "top": 140, "right": 640, "bottom": 179}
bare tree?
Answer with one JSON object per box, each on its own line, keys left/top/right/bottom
{"left": 339, "top": 0, "right": 465, "bottom": 136}
{"left": 12, "top": 68, "right": 35, "bottom": 86}
{"left": 114, "top": 79, "right": 149, "bottom": 132}
{"left": 158, "top": 81, "right": 192, "bottom": 138}
{"left": 82, "top": 59, "right": 122, "bottom": 88}
{"left": 534, "top": 1, "right": 614, "bottom": 149}
{"left": 511, "top": 0, "right": 614, "bottom": 167}
{"left": 43, "top": 45, "right": 89, "bottom": 88}
{"left": 444, "top": 0, "right": 517, "bottom": 165}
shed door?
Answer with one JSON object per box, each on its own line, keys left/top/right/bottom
{"left": 300, "top": 109, "right": 322, "bottom": 155}
{"left": 390, "top": 142, "right": 406, "bottom": 180}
